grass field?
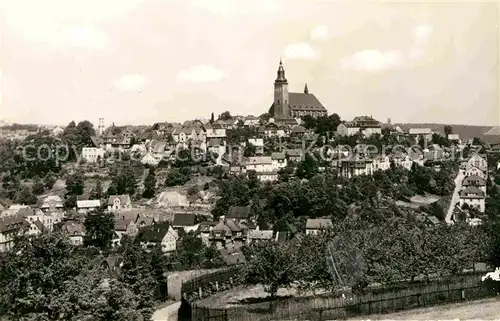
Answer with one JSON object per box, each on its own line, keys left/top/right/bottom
{"left": 348, "top": 298, "right": 500, "bottom": 320}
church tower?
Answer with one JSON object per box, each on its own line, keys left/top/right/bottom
{"left": 273, "top": 58, "right": 289, "bottom": 119}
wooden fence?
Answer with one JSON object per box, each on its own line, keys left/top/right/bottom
{"left": 181, "top": 266, "right": 241, "bottom": 298}
{"left": 190, "top": 271, "right": 498, "bottom": 321}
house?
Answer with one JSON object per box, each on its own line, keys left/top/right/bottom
{"left": 137, "top": 222, "right": 178, "bottom": 253}
{"left": 246, "top": 156, "right": 274, "bottom": 173}
{"left": 466, "top": 154, "right": 488, "bottom": 173}
{"left": 28, "top": 220, "right": 48, "bottom": 235}
{"left": 76, "top": 200, "right": 101, "bottom": 214}
{"left": 462, "top": 175, "right": 487, "bottom": 193}
{"left": 271, "top": 153, "right": 287, "bottom": 170}
{"left": 305, "top": 218, "right": 333, "bottom": 235}
{"left": 340, "top": 157, "right": 374, "bottom": 178}
{"left": 227, "top": 206, "right": 251, "bottom": 221}
{"left": 448, "top": 134, "right": 461, "bottom": 143}
{"left": 243, "top": 116, "right": 260, "bottom": 127}
{"left": 464, "top": 166, "right": 486, "bottom": 179}
{"left": 172, "top": 127, "right": 206, "bottom": 143}
{"left": 197, "top": 221, "right": 218, "bottom": 245}
{"left": 392, "top": 154, "right": 417, "bottom": 170}
{"left": 247, "top": 230, "right": 274, "bottom": 244}
{"left": 285, "top": 149, "right": 303, "bottom": 163}
{"left": 61, "top": 221, "right": 86, "bottom": 246}
{"left": 213, "top": 119, "right": 236, "bottom": 129}
{"left": 290, "top": 125, "right": 307, "bottom": 137}
{"left": 52, "top": 126, "right": 64, "bottom": 136}
{"left": 172, "top": 213, "right": 198, "bottom": 233}
{"left": 247, "top": 138, "right": 264, "bottom": 155}
{"left": 373, "top": 155, "right": 391, "bottom": 171}
{"left": 135, "top": 214, "right": 156, "bottom": 229}
{"left": 219, "top": 247, "right": 246, "bottom": 266}
{"left": 206, "top": 128, "right": 227, "bottom": 139}
{"left": 141, "top": 152, "right": 160, "bottom": 166}
{"left": 258, "top": 122, "right": 285, "bottom": 138}
{"left": 207, "top": 138, "right": 226, "bottom": 160}
{"left": 210, "top": 219, "right": 247, "bottom": 249}
{"left": 459, "top": 187, "right": 486, "bottom": 212}
{"left": 18, "top": 207, "right": 56, "bottom": 232}
{"left": 40, "top": 195, "right": 64, "bottom": 212}
{"left": 113, "top": 218, "right": 138, "bottom": 246}
{"left": 0, "top": 215, "right": 30, "bottom": 252}
{"left": 107, "top": 195, "right": 132, "bottom": 212}
{"left": 337, "top": 116, "right": 381, "bottom": 137}
{"left": 408, "top": 128, "right": 432, "bottom": 143}
{"left": 82, "top": 147, "right": 105, "bottom": 163}
{"left": 150, "top": 141, "right": 168, "bottom": 159}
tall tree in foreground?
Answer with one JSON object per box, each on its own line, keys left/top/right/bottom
{"left": 241, "top": 242, "right": 294, "bottom": 299}
{"left": 142, "top": 167, "right": 157, "bottom": 199}
{"left": 84, "top": 209, "right": 115, "bottom": 249}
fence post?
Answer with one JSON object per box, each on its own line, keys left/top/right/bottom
{"left": 199, "top": 287, "right": 203, "bottom": 299}
{"left": 216, "top": 281, "right": 219, "bottom": 292}
{"left": 368, "top": 302, "right": 371, "bottom": 315}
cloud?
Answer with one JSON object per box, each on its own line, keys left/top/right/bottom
{"left": 408, "top": 24, "right": 433, "bottom": 59}
{"left": 341, "top": 50, "right": 405, "bottom": 72}
{"left": 284, "top": 43, "right": 317, "bottom": 60}
{"left": 190, "top": 0, "right": 279, "bottom": 15}
{"left": 176, "top": 65, "right": 224, "bottom": 83}
{"left": 310, "top": 25, "right": 329, "bottom": 41}
{"left": 413, "top": 24, "right": 433, "bottom": 46}
{"left": 2, "top": 0, "right": 144, "bottom": 50}
{"left": 65, "top": 25, "right": 108, "bottom": 50}
{"left": 113, "top": 74, "right": 148, "bottom": 92}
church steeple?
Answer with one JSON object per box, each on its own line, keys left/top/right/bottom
{"left": 275, "top": 58, "right": 287, "bottom": 83}
{"left": 304, "top": 83, "right": 309, "bottom": 94}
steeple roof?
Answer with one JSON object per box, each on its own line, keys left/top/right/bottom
{"left": 275, "top": 58, "right": 287, "bottom": 83}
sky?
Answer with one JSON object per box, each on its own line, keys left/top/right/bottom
{"left": 1, "top": 0, "right": 499, "bottom": 127}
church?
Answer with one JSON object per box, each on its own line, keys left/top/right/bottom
{"left": 268, "top": 59, "right": 328, "bottom": 119}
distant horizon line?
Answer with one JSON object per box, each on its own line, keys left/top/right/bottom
{"left": 1, "top": 117, "right": 498, "bottom": 129}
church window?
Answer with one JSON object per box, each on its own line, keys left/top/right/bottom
{"left": 277, "top": 100, "right": 280, "bottom": 104}
{"left": 285, "top": 100, "right": 287, "bottom": 104}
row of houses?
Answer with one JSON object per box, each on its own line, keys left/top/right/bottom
{"left": 458, "top": 154, "right": 488, "bottom": 213}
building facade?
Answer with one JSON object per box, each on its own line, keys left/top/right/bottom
{"left": 269, "top": 60, "right": 327, "bottom": 119}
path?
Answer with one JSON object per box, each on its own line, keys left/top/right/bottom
{"left": 445, "top": 170, "right": 464, "bottom": 224}
{"left": 151, "top": 302, "right": 181, "bottom": 321}
{"left": 348, "top": 297, "right": 500, "bottom": 320}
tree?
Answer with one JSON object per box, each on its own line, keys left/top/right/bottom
{"left": 14, "top": 186, "right": 37, "bottom": 205}
{"left": 112, "top": 166, "right": 137, "bottom": 196}
{"left": 444, "top": 125, "right": 453, "bottom": 137}
{"left": 218, "top": 111, "right": 232, "bottom": 120}
{"left": 66, "top": 172, "right": 85, "bottom": 195}
{"left": 143, "top": 168, "right": 157, "bottom": 199}
{"left": 244, "top": 143, "right": 256, "bottom": 157}
{"left": 0, "top": 234, "right": 152, "bottom": 321}
{"left": 44, "top": 172, "right": 57, "bottom": 189}
{"left": 241, "top": 242, "right": 294, "bottom": 299}
{"left": 32, "top": 176, "right": 45, "bottom": 195}
{"left": 84, "top": 209, "right": 115, "bottom": 249}
{"left": 296, "top": 153, "right": 318, "bottom": 179}
{"left": 165, "top": 168, "right": 190, "bottom": 187}
{"left": 64, "top": 194, "right": 77, "bottom": 209}
{"left": 90, "top": 180, "right": 103, "bottom": 200}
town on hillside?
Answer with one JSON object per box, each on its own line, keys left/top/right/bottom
{"left": 2, "top": 51, "right": 500, "bottom": 321}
